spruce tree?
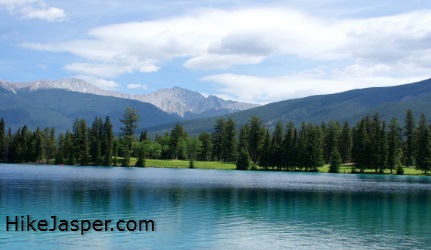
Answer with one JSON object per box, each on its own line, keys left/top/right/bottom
{"left": 221, "top": 117, "right": 237, "bottom": 162}
{"left": 248, "top": 116, "right": 265, "bottom": 164}
{"left": 329, "top": 147, "right": 341, "bottom": 173}
{"left": 339, "top": 122, "right": 352, "bottom": 163}
{"left": 198, "top": 132, "right": 212, "bottom": 161}
{"left": 416, "top": 114, "right": 431, "bottom": 173}
{"left": 119, "top": 107, "right": 140, "bottom": 166}
{"left": 259, "top": 130, "right": 271, "bottom": 170}
{"left": 387, "top": 118, "right": 403, "bottom": 174}
{"left": 135, "top": 146, "right": 146, "bottom": 167}
{"left": 403, "top": 109, "right": 416, "bottom": 167}
{"left": 212, "top": 118, "right": 225, "bottom": 161}
{"left": 102, "top": 116, "right": 114, "bottom": 166}
{"left": 236, "top": 149, "right": 251, "bottom": 170}
{"left": 271, "top": 121, "right": 284, "bottom": 169}
{"left": 282, "top": 121, "right": 296, "bottom": 170}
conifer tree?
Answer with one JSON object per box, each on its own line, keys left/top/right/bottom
{"left": 248, "top": 116, "right": 265, "bottom": 164}
{"left": 102, "top": 116, "right": 114, "bottom": 166}
{"left": 198, "top": 132, "right": 212, "bottom": 161}
{"left": 339, "top": 122, "right": 352, "bottom": 163}
{"left": 416, "top": 114, "right": 431, "bottom": 173}
{"left": 119, "top": 107, "right": 140, "bottom": 166}
{"left": 387, "top": 118, "right": 402, "bottom": 174}
{"left": 271, "top": 121, "right": 284, "bottom": 169}
{"left": 221, "top": 117, "right": 237, "bottom": 162}
{"left": 212, "top": 118, "right": 225, "bottom": 161}
{"left": 236, "top": 149, "right": 251, "bottom": 170}
{"left": 403, "top": 109, "right": 416, "bottom": 167}
{"left": 259, "top": 130, "right": 272, "bottom": 169}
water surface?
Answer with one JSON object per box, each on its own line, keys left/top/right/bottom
{"left": 1, "top": 164, "right": 430, "bottom": 249}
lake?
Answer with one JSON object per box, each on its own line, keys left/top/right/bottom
{"left": 1, "top": 164, "right": 431, "bottom": 249}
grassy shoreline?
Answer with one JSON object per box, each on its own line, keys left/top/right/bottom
{"left": 128, "top": 158, "right": 430, "bottom": 176}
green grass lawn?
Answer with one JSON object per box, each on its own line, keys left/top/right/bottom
{"left": 126, "top": 158, "right": 236, "bottom": 170}
{"left": 124, "top": 158, "right": 428, "bottom": 175}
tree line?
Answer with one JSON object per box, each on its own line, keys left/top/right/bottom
{"left": 0, "top": 108, "right": 430, "bottom": 174}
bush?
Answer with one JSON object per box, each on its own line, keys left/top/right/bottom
{"left": 236, "top": 149, "right": 251, "bottom": 170}
{"left": 396, "top": 166, "right": 404, "bottom": 175}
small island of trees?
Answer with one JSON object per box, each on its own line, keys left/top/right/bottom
{"left": 0, "top": 108, "right": 430, "bottom": 175}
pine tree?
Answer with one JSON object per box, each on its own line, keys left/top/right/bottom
{"left": 416, "top": 114, "right": 431, "bottom": 173}
{"left": 248, "top": 116, "right": 265, "bottom": 164}
{"left": 329, "top": 147, "right": 341, "bottom": 173}
{"left": 221, "top": 117, "right": 237, "bottom": 162}
{"left": 55, "top": 133, "right": 65, "bottom": 165}
{"left": 353, "top": 119, "right": 369, "bottom": 173}
{"left": 271, "top": 121, "right": 284, "bottom": 170}
{"left": 236, "top": 149, "right": 251, "bottom": 170}
{"left": 198, "top": 132, "right": 212, "bottom": 161}
{"left": 90, "top": 117, "right": 102, "bottom": 166}
{"left": 387, "top": 118, "right": 402, "bottom": 174}
{"left": 119, "top": 107, "right": 140, "bottom": 166}
{"left": 72, "top": 119, "right": 89, "bottom": 166}
{"left": 64, "top": 130, "right": 75, "bottom": 165}
{"left": 212, "top": 118, "right": 225, "bottom": 161}
{"left": 309, "top": 125, "right": 324, "bottom": 171}
{"left": 259, "top": 130, "right": 272, "bottom": 170}
{"left": 403, "top": 109, "right": 416, "bottom": 167}
{"left": 102, "top": 116, "right": 114, "bottom": 166}
{"left": 135, "top": 146, "right": 146, "bottom": 167}
{"left": 339, "top": 122, "right": 352, "bottom": 163}
{"left": 169, "top": 124, "right": 185, "bottom": 159}
{"left": 324, "top": 121, "right": 341, "bottom": 164}
{"left": 282, "top": 121, "right": 296, "bottom": 170}
{"left": 237, "top": 124, "right": 250, "bottom": 152}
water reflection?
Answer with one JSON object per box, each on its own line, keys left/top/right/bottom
{"left": 0, "top": 164, "right": 431, "bottom": 249}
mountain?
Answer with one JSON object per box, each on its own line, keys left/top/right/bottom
{"left": 146, "top": 78, "right": 431, "bottom": 135}
{"left": 0, "top": 84, "right": 180, "bottom": 133}
{"left": 2, "top": 78, "right": 259, "bottom": 118}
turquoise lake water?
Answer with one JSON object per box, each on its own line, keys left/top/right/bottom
{"left": 1, "top": 164, "right": 431, "bottom": 249}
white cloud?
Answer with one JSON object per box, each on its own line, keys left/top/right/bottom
{"left": 0, "top": 0, "right": 66, "bottom": 22}
{"left": 75, "top": 75, "right": 120, "bottom": 90}
{"left": 203, "top": 65, "right": 431, "bottom": 104}
{"left": 21, "top": 6, "right": 431, "bottom": 100}
{"left": 127, "top": 83, "right": 148, "bottom": 90}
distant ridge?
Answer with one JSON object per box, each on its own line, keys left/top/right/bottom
{"left": 1, "top": 78, "right": 259, "bottom": 118}
{"left": 145, "top": 78, "right": 431, "bottom": 134}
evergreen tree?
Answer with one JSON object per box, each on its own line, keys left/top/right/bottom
{"left": 189, "top": 158, "right": 195, "bottom": 169}
{"left": 416, "top": 114, "right": 431, "bottom": 173}
{"left": 221, "top": 117, "right": 237, "bottom": 162}
{"left": 0, "top": 118, "right": 5, "bottom": 162}
{"left": 64, "top": 130, "right": 75, "bottom": 165}
{"left": 237, "top": 124, "right": 250, "bottom": 152}
{"left": 271, "top": 121, "right": 284, "bottom": 169}
{"left": 282, "top": 121, "right": 297, "bottom": 170}
{"left": 119, "top": 107, "right": 140, "bottom": 166}
{"left": 324, "top": 121, "right": 341, "bottom": 164}
{"left": 102, "top": 116, "right": 114, "bottom": 166}
{"left": 236, "top": 149, "right": 251, "bottom": 170}
{"left": 308, "top": 125, "right": 324, "bottom": 171}
{"left": 403, "top": 109, "right": 416, "bottom": 167}
{"left": 139, "top": 130, "right": 148, "bottom": 142}
{"left": 169, "top": 124, "right": 185, "bottom": 159}
{"left": 135, "top": 145, "right": 146, "bottom": 167}
{"left": 72, "top": 119, "right": 89, "bottom": 166}
{"left": 259, "top": 130, "right": 272, "bottom": 170}
{"left": 339, "top": 122, "right": 352, "bottom": 163}
{"left": 212, "top": 118, "right": 225, "bottom": 161}
{"left": 33, "top": 127, "right": 45, "bottom": 163}
{"left": 387, "top": 118, "right": 402, "bottom": 174}
{"left": 248, "top": 116, "right": 265, "bottom": 164}
{"left": 55, "top": 133, "right": 65, "bottom": 165}
{"left": 90, "top": 117, "right": 103, "bottom": 166}
{"left": 352, "top": 118, "right": 369, "bottom": 173}
{"left": 198, "top": 132, "right": 212, "bottom": 161}
{"left": 297, "top": 122, "right": 309, "bottom": 170}
{"left": 329, "top": 147, "right": 341, "bottom": 173}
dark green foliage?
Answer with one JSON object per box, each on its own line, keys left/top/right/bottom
{"left": 237, "top": 124, "right": 249, "bottom": 152}
{"left": 55, "top": 133, "right": 65, "bottom": 165}
{"left": 169, "top": 124, "right": 186, "bottom": 159}
{"left": 415, "top": 114, "right": 431, "bottom": 173}
{"left": 135, "top": 146, "right": 146, "bottom": 167}
{"left": 387, "top": 118, "right": 403, "bottom": 173}
{"left": 120, "top": 107, "right": 140, "bottom": 166}
{"left": 189, "top": 158, "right": 195, "bottom": 169}
{"left": 236, "top": 149, "right": 251, "bottom": 170}
{"left": 248, "top": 116, "right": 265, "bottom": 164}
{"left": 221, "top": 117, "right": 237, "bottom": 162}
{"left": 102, "top": 116, "right": 114, "bottom": 166}
{"left": 403, "top": 109, "right": 416, "bottom": 167}
{"left": 259, "top": 130, "right": 272, "bottom": 170}
{"left": 211, "top": 118, "right": 225, "bottom": 161}
{"left": 329, "top": 148, "right": 341, "bottom": 173}
{"left": 339, "top": 122, "right": 352, "bottom": 163}
{"left": 282, "top": 121, "right": 297, "bottom": 170}
{"left": 271, "top": 121, "right": 284, "bottom": 169}
{"left": 198, "top": 132, "right": 212, "bottom": 161}
{"left": 72, "top": 119, "right": 89, "bottom": 166}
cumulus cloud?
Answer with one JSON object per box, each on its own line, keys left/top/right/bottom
{"left": 0, "top": 0, "right": 66, "bottom": 22}
{"left": 127, "top": 83, "right": 148, "bottom": 90}
{"left": 22, "top": 6, "right": 431, "bottom": 100}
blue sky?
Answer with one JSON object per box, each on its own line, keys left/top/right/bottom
{"left": 1, "top": 0, "right": 431, "bottom": 104}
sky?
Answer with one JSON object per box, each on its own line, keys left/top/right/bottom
{"left": 1, "top": 0, "right": 431, "bottom": 104}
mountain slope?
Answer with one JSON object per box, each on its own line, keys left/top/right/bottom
{"left": 146, "top": 78, "right": 431, "bottom": 134}
{"left": 4, "top": 78, "right": 259, "bottom": 118}
{"left": 0, "top": 88, "right": 180, "bottom": 133}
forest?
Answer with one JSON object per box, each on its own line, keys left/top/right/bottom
{"left": 0, "top": 108, "right": 430, "bottom": 174}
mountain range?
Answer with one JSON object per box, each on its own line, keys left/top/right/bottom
{"left": 146, "top": 78, "right": 431, "bottom": 135}
{"left": 0, "top": 78, "right": 258, "bottom": 118}
{"left": 1, "top": 77, "right": 431, "bottom": 135}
